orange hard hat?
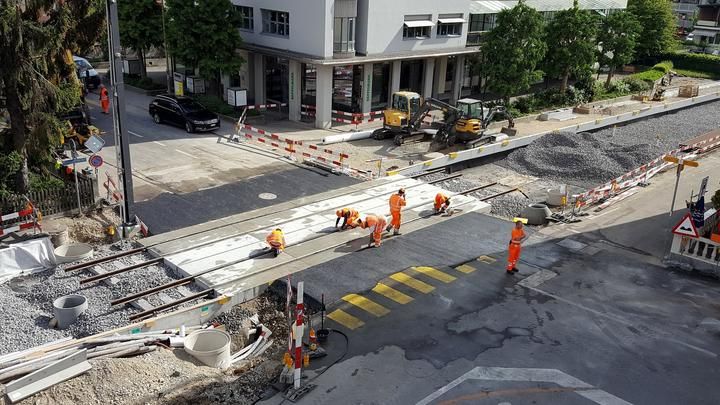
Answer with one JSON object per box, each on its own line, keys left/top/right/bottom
{"left": 336, "top": 209, "right": 343, "bottom": 217}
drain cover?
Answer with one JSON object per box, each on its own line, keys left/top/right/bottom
{"left": 258, "top": 192, "right": 277, "bottom": 200}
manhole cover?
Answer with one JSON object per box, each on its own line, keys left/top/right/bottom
{"left": 258, "top": 193, "right": 277, "bottom": 200}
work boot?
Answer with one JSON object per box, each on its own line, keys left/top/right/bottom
{"left": 385, "top": 224, "right": 393, "bottom": 232}
{"left": 511, "top": 268, "right": 519, "bottom": 273}
{"left": 274, "top": 248, "right": 280, "bottom": 258}
{"left": 393, "top": 230, "right": 401, "bottom": 236}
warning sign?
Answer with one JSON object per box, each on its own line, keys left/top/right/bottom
{"left": 672, "top": 213, "right": 699, "bottom": 238}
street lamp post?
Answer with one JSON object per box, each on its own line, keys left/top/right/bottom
{"left": 158, "top": 0, "right": 172, "bottom": 92}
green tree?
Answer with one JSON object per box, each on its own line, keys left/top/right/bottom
{"left": 166, "top": 0, "right": 244, "bottom": 96}
{"left": 0, "top": 1, "right": 104, "bottom": 193}
{"left": 626, "top": 0, "right": 677, "bottom": 60}
{"left": 119, "top": 0, "right": 164, "bottom": 78}
{"left": 597, "top": 11, "right": 641, "bottom": 87}
{"left": 481, "top": 1, "right": 547, "bottom": 104}
{"left": 544, "top": 0, "right": 599, "bottom": 92}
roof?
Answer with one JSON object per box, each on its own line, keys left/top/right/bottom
{"left": 469, "top": 0, "right": 627, "bottom": 14}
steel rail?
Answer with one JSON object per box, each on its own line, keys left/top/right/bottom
{"left": 64, "top": 247, "right": 147, "bottom": 272}
{"left": 79, "top": 257, "right": 164, "bottom": 285}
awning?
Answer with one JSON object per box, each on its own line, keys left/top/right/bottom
{"left": 404, "top": 20, "right": 435, "bottom": 28}
{"left": 438, "top": 18, "right": 467, "bottom": 24}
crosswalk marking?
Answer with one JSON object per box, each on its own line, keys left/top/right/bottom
{"left": 327, "top": 309, "right": 365, "bottom": 330}
{"left": 412, "top": 266, "right": 457, "bottom": 283}
{"left": 477, "top": 255, "right": 497, "bottom": 264}
{"left": 372, "top": 283, "right": 414, "bottom": 304}
{"left": 342, "top": 294, "right": 390, "bottom": 317}
{"left": 455, "top": 264, "right": 477, "bottom": 274}
{"left": 390, "top": 272, "right": 435, "bottom": 294}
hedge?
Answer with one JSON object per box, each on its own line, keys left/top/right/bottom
{"left": 628, "top": 61, "right": 674, "bottom": 82}
{"left": 660, "top": 52, "right": 720, "bottom": 75}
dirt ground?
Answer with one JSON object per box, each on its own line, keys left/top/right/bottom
{"left": 42, "top": 206, "right": 122, "bottom": 246}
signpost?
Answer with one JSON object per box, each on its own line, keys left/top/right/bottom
{"left": 662, "top": 155, "right": 700, "bottom": 259}
{"left": 88, "top": 154, "right": 104, "bottom": 168}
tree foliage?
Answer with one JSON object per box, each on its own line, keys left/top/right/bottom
{"left": 119, "top": 0, "right": 164, "bottom": 78}
{"left": 544, "top": 0, "right": 599, "bottom": 92}
{"left": 165, "top": 0, "right": 244, "bottom": 95}
{"left": 0, "top": 1, "right": 105, "bottom": 193}
{"left": 597, "top": 11, "right": 641, "bottom": 87}
{"left": 480, "top": 1, "right": 547, "bottom": 103}
{"left": 626, "top": 0, "right": 677, "bottom": 60}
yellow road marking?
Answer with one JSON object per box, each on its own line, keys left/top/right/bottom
{"left": 327, "top": 309, "right": 365, "bottom": 330}
{"left": 390, "top": 272, "right": 435, "bottom": 294}
{"left": 477, "top": 255, "right": 497, "bottom": 264}
{"left": 455, "top": 264, "right": 476, "bottom": 274}
{"left": 342, "top": 294, "right": 390, "bottom": 317}
{"left": 372, "top": 283, "right": 413, "bottom": 304}
{"left": 412, "top": 266, "right": 456, "bottom": 283}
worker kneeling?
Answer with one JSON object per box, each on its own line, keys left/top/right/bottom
{"left": 266, "top": 228, "right": 286, "bottom": 257}
{"left": 388, "top": 188, "right": 406, "bottom": 235}
{"left": 335, "top": 207, "right": 360, "bottom": 230}
{"left": 356, "top": 214, "right": 387, "bottom": 248}
{"left": 434, "top": 193, "right": 451, "bottom": 214}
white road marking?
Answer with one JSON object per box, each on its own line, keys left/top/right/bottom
{"left": 153, "top": 141, "right": 166, "bottom": 147}
{"left": 128, "top": 131, "right": 144, "bottom": 138}
{"left": 517, "top": 269, "right": 557, "bottom": 288}
{"left": 415, "top": 366, "right": 632, "bottom": 405}
{"left": 175, "top": 149, "right": 197, "bottom": 159}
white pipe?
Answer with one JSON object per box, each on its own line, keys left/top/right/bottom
{"left": 321, "top": 130, "right": 374, "bottom": 145}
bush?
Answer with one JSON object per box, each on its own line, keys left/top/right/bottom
{"left": 512, "top": 96, "right": 536, "bottom": 114}
{"left": 609, "top": 80, "right": 630, "bottom": 94}
{"left": 661, "top": 52, "right": 720, "bottom": 75}
{"left": 621, "top": 76, "right": 651, "bottom": 92}
{"left": 29, "top": 173, "right": 64, "bottom": 192}
{"left": 628, "top": 61, "right": 673, "bottom": 83}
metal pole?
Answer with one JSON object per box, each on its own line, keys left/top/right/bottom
{"left": 160, "top": 0, "right": 171, "bottom": 92}
{"left": 664, "top": 164, "right": 683, "bottom": 259}
{"left": 105, "top": 0, "right": 135, "bottom": 232}
{"left": 71, "top": 140, "right": 82, "bottom": 216}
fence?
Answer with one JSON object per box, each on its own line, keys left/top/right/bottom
{"left": 0, "top": 174, "right": 96, "bottom": 217}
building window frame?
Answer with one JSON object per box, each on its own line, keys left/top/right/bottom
{"left": 437, "top": 22, "right": 462, "bottom": 36}
{"left": 468, "top": 13, "right": 497, "bottom": 33}
{"left": 403, "top": 14, "right": 433, "bottom": 40}
{"left": 334, "top": 17, "right": 356, "bottom": 53}
{"left": 261, "top": 9, "right": 290, "bottom": 37}
{"left": 404, "top": 25, "right": 431, "bottom": 39}
{"left": 235, "top": 5, "right": 254, "bottom": 32}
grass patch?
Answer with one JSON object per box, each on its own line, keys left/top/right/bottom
{"left": 673, "top": 68, "right": 720, "bottom": 80}
{"left": 627, "top": 60, "right": 673, "bottom": 83}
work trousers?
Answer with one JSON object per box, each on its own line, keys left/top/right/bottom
{"left": 507, "top": 243, "right": 521, "bottom": 271}
{"left": 390, "top": 211, "right": 401, "bottom": 230}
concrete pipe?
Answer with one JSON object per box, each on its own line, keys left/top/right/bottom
{"left": 53, "top": 294, "right": 88, "bottom": 329}
{"left": 321, "top": 130, "right": 374, "bottom": 145}
{"left": 184, "top": 329, "right": 232, "bottom": 369}
{"left": 54, "top": 243, "right": 94, "bottom": 264}
{"left": 522, "top": 203, "right": 553, "bottom": 225}
{"left": 545, "top": 188, "right": 567, "bottom": 207}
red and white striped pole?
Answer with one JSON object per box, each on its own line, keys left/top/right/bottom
{"left": 293, "top": 281, "right": 304, "bottom": 389}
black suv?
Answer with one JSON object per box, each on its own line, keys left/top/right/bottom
{"left": 148, "top": 94, "right": 220, "bottom": 133}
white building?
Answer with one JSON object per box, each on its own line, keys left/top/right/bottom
{"left": 220, "top": 0, "right": 627, "bottom": 129}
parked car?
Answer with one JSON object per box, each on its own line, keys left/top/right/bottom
{"left": 148, "top": 94, "right": 220, "bottom": 133}
{"left": 73, "top": 56, "right": 101, "bottom": 89}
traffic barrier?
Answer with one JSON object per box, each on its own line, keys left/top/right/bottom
{"left": 103, "top": 173, "right": 123, "bottom": 203}
{"left": 0, "top": 200, "right": 41, "bottom": 236}
{"left": 245, "top": 103, "right": 287, "bottom": 110}
{"left": 239, "top": 124, "right": 352, "bottom": 163}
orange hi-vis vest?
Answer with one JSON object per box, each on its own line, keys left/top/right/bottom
{"left": 435, "top": 193, "right": 448, "bottom": 208}
{"left": 363, "top": 214, "right": 381, "bottom": 228}
{"left": 336, "top": 208, "right": 359, "bottom": 218}
{"left": 510, "top": 228, "right": 525, "bottom": 245}
{"left": 266, "top": 230, "right": 285, "bottom": 247}
{"left": 389, "top": 193, "right": 406, "bottom": 213}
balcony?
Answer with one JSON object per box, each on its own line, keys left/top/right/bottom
{"left": 466, "top": 31, "right": 488, "bottom": 47}
{"left": 696, "top": 19, "right": 720, "bottom": 27}
{"left": 698, "top": 0, "right": 719, "bottom": 5}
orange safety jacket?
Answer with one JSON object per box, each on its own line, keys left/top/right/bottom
{"left": 510, "top": 228, "right": 525, "bottom": 246}
{"left": 389, "top": 193, "right": 406, "bottom": 213}
{"left": 336, "top": 208, "right": 359, "bottom": 218}
{"left": 434, "top": 193, "right": 449, "bottom": 209}
{"left": 266, "top": 230, "right": 285, "bottom": 248}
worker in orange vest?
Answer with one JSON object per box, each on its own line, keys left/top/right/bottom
{"left": 266, "top": 228, "right": 286, "bottom": 257}
{"left": 388, "top": 188, "right": 406, "bottom": 235}
{"left": 335, "top": 207, "right": 360, "bottom": 230}
{"left": 356, "top": 214, "right": 387, "bottom": 248}
{"left": 99, "top": 84, "right": 110, "bottom": 114}
{"left": 434, "top": 193, "right": 450, "bottom": 214}
{"left": 506, "top": 219, "right": 528, "bottom": 273}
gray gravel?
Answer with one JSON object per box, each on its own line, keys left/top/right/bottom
{"left": 503, "top": 100, "right": 720, "bottom": 189}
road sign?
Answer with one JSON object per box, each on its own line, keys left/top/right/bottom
{"left": 88, "top": 154, "right": 104, "bottom": 168}
{"left": 85, "top": 135, "right": 105, "bottom": 154}
{"left": 62, "top": 157, "right": 87, "bottom": 166}
{"left": 698, "top": 176, "right": 709, "bottom": 197}
{"left": 672, "top": 213, "right": 699, "bottom": 238}
{"left": 663, "top": 155, "right": 699, "bottom": 171}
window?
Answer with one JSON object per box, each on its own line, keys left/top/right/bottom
{"left": 262, "top": 9, "right": 289, "bottom": 37}
{"left": 404, "top": 15, "right": 433, "bottom": 39}
{"left": 334, "top": 17, "right": 355, "bottom": 53}
{"left": 437, "top": 14, "right": 464, "bottom": 36}
{"left": 468, "top": 13, "right": 496, "bottom": 32}
{"left": 235, "top": 6, "right": 253, "bottom": 31}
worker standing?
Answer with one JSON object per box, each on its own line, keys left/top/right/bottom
{"left": 388, "top": 188, "right": 406, "bottom": 235}
{"left": 99, "top": 84, "right": 110, "bottom": 114}
{"left": 506, "top": 218, "right": 528, "bottom": 274}
{"left": 335, "top": 208, "right": 360, "bottom": 230}
{"left": 356, "top": 214, "right": 387, "bottom": 248}
{"left": 434, "top": 193, "right": 451, "bottom": 214}
{"left": 266, "top": 228, "right": 286, "bottom": 257}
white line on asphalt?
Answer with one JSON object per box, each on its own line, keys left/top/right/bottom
{"left": 153, "top": 141, "right": 166, "bottom": 147}
{"left": 175, "top": 149, "right": 197, "bottom": 159}
{"left": 128, "top": 131, "right": 144, "bottom": 138}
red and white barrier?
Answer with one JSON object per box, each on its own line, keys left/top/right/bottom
{"left": 293, "top": 281, "right": 304, "bottom": 389}
{"left": 0, "top": 202, "right": 41, "bottom": 236}
{"left": 244, "top": 103, "right": 287, "bottom": 110}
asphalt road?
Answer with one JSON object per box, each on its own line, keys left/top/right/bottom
{"left": 82, "top": 87, "right": 358, "bottom": 233}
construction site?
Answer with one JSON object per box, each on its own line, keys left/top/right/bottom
{"left": 2, "top": 62, "right": 720, "bottom": 404}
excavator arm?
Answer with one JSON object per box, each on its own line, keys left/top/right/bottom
{"left": 408, "top": 97, "right": 465, "bottom": 131}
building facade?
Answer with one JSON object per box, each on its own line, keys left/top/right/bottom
{"left": 226, "top": 0, "right": 627, "bottom": 129}
{"left": 693, "top": 0, "right": 720, "bottom": 44}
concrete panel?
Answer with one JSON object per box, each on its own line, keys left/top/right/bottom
{"left": 315, "top": 65, "right": 333, "bottom": 129}
{"left": 288, "top": 60, "right": 302, "bottom": 122}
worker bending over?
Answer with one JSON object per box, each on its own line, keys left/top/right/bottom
{"left": 335, "top": 207, "right": 360, "bottom": 230}
{"left": 266, "top": 228, "right": 286, "bottom": 257}
{"left": 388, "top": 188, "right": 406, "bottom": 235}
{"left": 356, "top": 214, "right": 387, "bottom": 248}
{"left": 434, "top": 193, "right": 451, "bottom": 214}
{"left": 506, "top": 218, "right": 528, "bottom": 273}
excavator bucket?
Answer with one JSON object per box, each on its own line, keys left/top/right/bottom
{"left": 501, "top": 127, "right": 518, "bottom": 137}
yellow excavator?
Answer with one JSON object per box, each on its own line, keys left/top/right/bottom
{"left": 447, "top": 98, "right": 516, "bottom": 148}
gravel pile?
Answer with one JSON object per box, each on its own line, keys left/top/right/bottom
{"left": 0, "top": 243, "right": 196, "bottom": 355}
{"left": 504, "top": 101, "right": 720, "bottom": 189}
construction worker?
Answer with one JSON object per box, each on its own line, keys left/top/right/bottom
{"left": 335, "top": 207, "right": 360, "bottom": 230}
{"left": 388, "top": 188, "right": 406, "bottom": 235}
{"left": 99, "top": 84, "right": 109, "bottom": 114}
{"left": 506, "top": 218, "right": 528, "bottom": 274}
{"left": 434, "top": 193, "right": 451, "bottom": 214}
{"left": 266, "top": 228, "right": 286, "bottom": 257}
{"left": 356, "top": 214, "right": 387, "bottom": 248}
